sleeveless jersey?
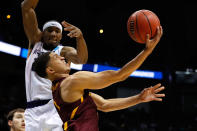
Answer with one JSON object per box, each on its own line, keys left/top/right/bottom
{"left": 25, "top": 42, "right": 63, "bottom": 102}
{"left": 52, "top": 78, "right": 99, "bottom": 131}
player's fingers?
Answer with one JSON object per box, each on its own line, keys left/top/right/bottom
{"left": 152, "top": 83, "right": 161, "bottom": 90}
{"left": 156, "top": 26, "right": 163, "bottom": 41}
{"left": 153, "top": 98, "right": 162, "bottom": 101}
{"left": 155, "top": 93, "right": 165, "bottom": 98}
{"left": 67, "top": 33, "right": 72, "bottom": 37}
{"left": 61, "top": 21, "right": 72, "bottom": 27}
{"left": 67, "top": 32, "right": 78, "bottom": 38}
{"left": 160, "top": 26, "right": 163, "bottom": 36}
{"left": 146, "top": 34, "right": 150, "bottom": 43}
{"left": 70, "top": 30, "right": 77, "bottom": 34}
{"left": 157, "top": 26, "right": 162, "bottom": 36}
{"left": 64, "top": 26, "right": 75, "bottom": 31}
{"left": 154, "top": 86, "right": 165, "bottom": 93}
{"left": 67, "top": 30, "right": 77, "bottom": 36}
{"left": 72, "top": 32, "right": 78, "bottom": 37}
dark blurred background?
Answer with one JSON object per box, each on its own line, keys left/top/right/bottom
{"left": 1, "top": 0, "right": 197, "bottom": 130}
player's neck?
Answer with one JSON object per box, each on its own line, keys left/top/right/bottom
{"left": 43, "top": 43, "right": 57, "bottom": 51}
{"left": 49, "top": 74, "right": 69, "bottom": 82}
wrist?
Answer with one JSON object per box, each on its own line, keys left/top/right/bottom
{"left": 133, "top": 94, "right": 143, "bottom": 104}
{"left": 76, "top": 33, "right": 83, "bottom": 40}
{"left": 143, "top": 48, "right": 153, "bottom": 55}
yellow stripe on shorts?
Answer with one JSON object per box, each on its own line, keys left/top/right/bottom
{"left": 64, "top": 122, "right": 68, "bottom": 131}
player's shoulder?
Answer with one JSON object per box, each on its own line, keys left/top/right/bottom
{"left": 70, "top": 71, "right": 95, "bottom": 81}
{"left": 72, "top": 71, "right": 92, "bottom": 76}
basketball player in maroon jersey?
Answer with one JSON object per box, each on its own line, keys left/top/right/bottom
{"left": 32, "top": 26, "right": 163, "bottom": 131}
{"left": 21, "top": 0, "right": 88, "bottom": 130}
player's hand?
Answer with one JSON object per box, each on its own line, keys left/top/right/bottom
{"left": 61, "top": 21, "right": 83, "bottom": 38}
{"left": 138, "top": 83, "right": 165, "bottom": 103}
{"left": 145, "top": 26, "right": 163, "bottom": 54}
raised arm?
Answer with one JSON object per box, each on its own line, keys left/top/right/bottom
{"left": 21, "top": 0, "right": 42, "bottom": 45}
{"left": 117, "top": 26, "right": 163, "bottom": 80}
{"left": 60, "top": 21, "right": 88, "bottom": 64}
{"left": 90, "top": 83, "right": 165, "bottom": 112}
{"left": 62, "top": 26, "right": 163, "bottom": 91}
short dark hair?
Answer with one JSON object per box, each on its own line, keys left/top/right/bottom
{"left": 7, "top": 108, "right": 25, "bottom": 121}
{"left": 32, "top": 52, "right": 51, "bottom": 78}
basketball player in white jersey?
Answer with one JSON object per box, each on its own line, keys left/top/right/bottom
{"left": 21, "top": 0, "right": 88, "bottom": 130}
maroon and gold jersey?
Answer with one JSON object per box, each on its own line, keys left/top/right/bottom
{"left": 52, "top": 78, "right": 99, "bottom": 131}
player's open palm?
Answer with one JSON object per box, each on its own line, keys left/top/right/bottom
{"left": 139, "top": 83, "right": 165, "bottom": 103}
{"left": 62, "top": 21, "right": 82, "bottom": 38}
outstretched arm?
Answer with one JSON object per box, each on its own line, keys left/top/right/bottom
{"left": 60, "top": 21, "right": 88, "bottom": 64}
{"left": 116, "top": 26, "right": 163, "bottom": 80}
{"left": 21, "top": 0, "right": 42, "bottom": 46}
{"left": 91, "top": 83, "right": 165, "bottom": 112}
{"left": 63, "top": 26, "right": 163, "bottom": 91}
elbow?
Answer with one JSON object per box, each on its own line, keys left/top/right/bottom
{"left": 116, "top": 71, "right": 129, "bottom": 82}
{"left": 80, "top": 54, "right": 88, "bottom": 64}
{"left": 106, "top": 70, "right": 128, "bottom": 83}
{"left": 73, "top": 59, "right": 87, "bottom": 64}
{"left": 98, "top": 105, "right": 111, "bottom": 113}
{"left": 76, "top": 56, "right": 88, "bottom": 64}
{"left": 98, "top": 100, "right": 116, "bottom": 113}
{"left": 101, "top": 109, "right": 110, "bottom": 113}
{"left": 84, "top": 57, "right": 88, "bottom": 64}
{"left": 119, "top": 75, "right": 129, "bottom": 82}
{"left": 80, "top": 58, "right": 88, "bottom": 64}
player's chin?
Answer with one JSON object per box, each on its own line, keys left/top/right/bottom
{"left": 64, "top": 68, "right": 70, "bottom": 74}
{"left": 19, "top": 126, "right": 25, "bottom": 130}
{"left": 48, "top": 41, "right": 59, "bottom": 46}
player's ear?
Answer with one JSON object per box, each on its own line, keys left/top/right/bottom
{"left": 46, "top": 67, "right": 55, "bottom": 75}
{"left": 8, "top": 120, "right": 13, "bottom": 127}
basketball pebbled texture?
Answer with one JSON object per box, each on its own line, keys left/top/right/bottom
{"left": 127, "top": 10, "right": 160, "bottom": 44}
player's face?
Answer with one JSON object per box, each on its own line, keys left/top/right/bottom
{"left": 9, "top": 112, "right": 25, "bottom": 131}
{"left": 48, "top": 53, "right": 70, "bottom": 74}
{"left": 42, "top": 26, "right": 62, "bottom": 48}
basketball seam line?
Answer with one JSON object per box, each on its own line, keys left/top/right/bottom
{"left": 141, "top": 11, "right": 153, "bottom": 38}
{"left": 136, "top": 13, "right": 143, "bottom": 43}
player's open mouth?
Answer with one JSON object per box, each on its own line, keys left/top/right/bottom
{"left": 21, "top": 123, "right": 25, "bottom": 128}
{"left": 49, "top": 39, "right": 57, "bottom": 42}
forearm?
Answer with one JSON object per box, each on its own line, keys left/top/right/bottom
{"left": 117, "top": 49, "right": 151, "bottom": 80}
{"left": 21, "top": 0, "right": 41, "bottom": 44}
{"left": 101, "top": 95, "right": 142, "bottom": 112}
{"left": 76, "top": 36, "right": 88, "bottom": 64}
{"left": 21, "top": 0, "right": 39, "bottom": 10}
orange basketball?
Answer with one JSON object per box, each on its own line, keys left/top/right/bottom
{"left": 127, "top": 9, "right": 160, "bottom": 44}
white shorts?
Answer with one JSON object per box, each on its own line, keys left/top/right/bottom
{"left": 25, "top": 99, "right": 63, "bottom": 131}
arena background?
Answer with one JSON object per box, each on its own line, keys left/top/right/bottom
{"left": 0, "top": 0, "right": 197, "bottom": 130}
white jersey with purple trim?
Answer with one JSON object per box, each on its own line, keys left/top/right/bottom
{"left": 25, "top": 42, "right": 63, "bottom": 102}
